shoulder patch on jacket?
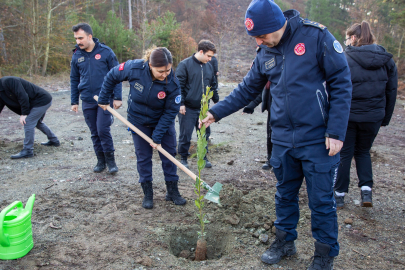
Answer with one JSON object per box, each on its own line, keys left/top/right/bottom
{"left": 130, "top": 60, "right": 146, "bottom": 70}
{"left": 302, "top": 19, "right": 326, "bottom": 30}
{"left": 119, "top": 62, "right": 125, "bottom": 71}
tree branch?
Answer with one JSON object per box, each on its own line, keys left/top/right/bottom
{"left": 51, "top": 1, "right": 66, "bottom": 12}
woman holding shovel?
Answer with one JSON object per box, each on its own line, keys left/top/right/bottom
{"left": 97, "top": 46, "right": 186, "bottom": 209}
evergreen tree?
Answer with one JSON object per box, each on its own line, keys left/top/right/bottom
{"left": 305, "top": 0, "right": 353, "bottom": 40}
{"left": 90, "top": 11, "right": 138, "bottom": 61}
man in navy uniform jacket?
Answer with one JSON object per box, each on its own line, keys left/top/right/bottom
{"left": 70, "top": 23, "right": 122, "bottom": 174}
{"left": 201, "top": 1, "right": 352, "bottom": 269}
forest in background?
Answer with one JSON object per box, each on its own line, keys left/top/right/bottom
{"left": 0, "top": 0, "right": 404, "bottom": 79}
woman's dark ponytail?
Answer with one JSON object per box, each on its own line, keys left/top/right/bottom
{"left": 346, "top": 21, "right": 375, "bottom": 47}
{"left": 142, "top": 46, "right": 173, "bottom": 67}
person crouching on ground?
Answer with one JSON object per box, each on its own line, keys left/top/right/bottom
{"left": 0, "top": 76, "right": 60, "bottom": 159}
{"left": 98, "top": 46, "right": 186, "bottom": 209}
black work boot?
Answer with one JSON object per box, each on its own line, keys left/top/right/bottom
{"left": 180, "top": 157, "right": 189, "bottom": 169}
{"left": 261, "top": 228, "right": 297, "bottom": 264}
{"left": 308, "top": 242, "right": 334, "bottom": 270}
{"left": 165, "top": 181, "right": 187, "bottom": 205}
{"left": 141, "top": 181, "right": 153, "bottom": 209}
{"left": 204, "top": 157, "right": 212, "bottom": 168}
{"left": 11, "top": 149, "right": 34, "bottom": 159}
{"left": 361, "top": 189, "right": 372, "bottom": 207}
{"left": 93, "top": 151, "right": 106, "bottom": 173}
{"left": 104, "top": 151, "right": 118, "bottom": 174}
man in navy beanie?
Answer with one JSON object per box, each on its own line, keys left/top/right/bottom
{"left": 201, "top": 0, "right": 352, "bottom": 269}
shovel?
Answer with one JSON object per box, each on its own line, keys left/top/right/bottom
{"left": 94, "top": 96, "right": 222, "bottom": 204}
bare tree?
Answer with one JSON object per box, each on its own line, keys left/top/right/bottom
{"left": 0, "top": 20, "right": 8, "bottom": 64}
{"left": 42, "top": 0, "right": 66, "bottom": 76}
{"left": 128, "top": 0, "right": 132, "bottom": 29}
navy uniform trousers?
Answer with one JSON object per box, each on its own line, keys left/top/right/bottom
{"left": 82, "top": 99, "right": 115, "bottom": 153}
{"left": 131, "top": 123, "right": 178, "bottom": 183}
{"left": 270, "top": 143, "right": 340, "bottom": 257}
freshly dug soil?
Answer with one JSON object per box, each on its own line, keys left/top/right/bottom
{"left": 0, "top": 82, "right": 405, "bottom": 270}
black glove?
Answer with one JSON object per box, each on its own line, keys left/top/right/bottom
{"left": 243, "top": 107, "right": 254, "bottom": 114}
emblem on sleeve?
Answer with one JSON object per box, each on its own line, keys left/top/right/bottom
{"left": 245, "top": 18, "right": 254, "bottom": 31}
{"left": 294, "top": 43, "right": 305, "bottom": 56}
{"left": 333, "top": 40, "right": 343, "bottom": 54}
{"left": 175, "top": 95, "right": 181, "bottom": 104}
{"left": 119, "top": 63, "right": 125, "bottom": 71}
{"left": 95, "top": 54, "right": 101, "bottom": 60}
{"left": 158, "top": 91, "right": 166, "bottom": 99}
{"left": 265, "top": 57, "right": 276, "bottom": 70}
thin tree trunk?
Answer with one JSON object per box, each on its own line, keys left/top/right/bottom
{"left": 30, "top": 0, "right": 37, "bottom": 76}
{"left": 128, "top": 0, "right": 132, "bottom": 29}
{"left": 119, "top": 0, "right": 123, "bottom": 20}
{"left": 111, "top": 0, "right": 114, "bottom": 12}
{"left": 42, "top": 0, "right": 65, "bottom": 76}
{"left": 0, "top": 20, "right": 7, "bottom": 63}
{"left": 42, "top": 0, "right": 52, "bottom": 76}
{"left": 141, "top": 0, "right": 147, "bottom": 52}
{"left": 136, "top": 0, "right": 140, "bottom": 25}
{"left": 397, "top": 30, "right": 404, "bottom": 67}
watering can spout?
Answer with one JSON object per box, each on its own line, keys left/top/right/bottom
{"left": 25, "top": 194, "right": 36, "bottom": 214}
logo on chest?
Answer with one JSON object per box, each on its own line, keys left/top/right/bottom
{"left": 158, "top": 91, "right": 166, "bottom": 99}
{"left": 134, "top": 82, "right": 144, "bottom": 93}
{"left": 265, "top": 57, "right": 276, "bottom": 70}
{"left": 294, "top": 43, "right": 306, "bottom": 56}
{"left": 95, "top": 54, "right": 101, "bottom": 60}
{"left": 78, "top": 57, "right": 85, "bottom": 63}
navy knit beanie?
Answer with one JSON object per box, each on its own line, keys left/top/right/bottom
{"left": 245, "top": 0, "right": 286, "bottom": 36}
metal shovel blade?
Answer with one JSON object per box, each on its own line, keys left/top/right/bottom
{"left": 204, "top": 182, "right": 223, "bottom": 205}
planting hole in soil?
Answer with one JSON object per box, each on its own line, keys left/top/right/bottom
{"left": 169, "top": 225, "right": 233, "bottom": 260}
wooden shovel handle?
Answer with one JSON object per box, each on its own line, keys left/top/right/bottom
{"left": 94, "top": 96, "right": 198, "bottom": 181}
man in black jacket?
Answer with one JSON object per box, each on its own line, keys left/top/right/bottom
{"left": 176, "top": 40, "right": 219, "bottom": 168}
{"left": 0, "top": 76, "right": 59, "bottom": 159}
{"left": 210, "top": 55, "right": 219, "bottom": 87}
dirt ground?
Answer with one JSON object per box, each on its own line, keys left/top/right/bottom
{"left": 1, "top": 81, "right": 405, "bottom": 270}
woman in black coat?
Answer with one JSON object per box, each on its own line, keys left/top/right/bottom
{"left": 334, "top": 21, "right": 397, "bottom": 208}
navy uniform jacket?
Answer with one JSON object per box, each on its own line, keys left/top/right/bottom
{"left": 210, "top": 10, "right": 352, "bottom": 148}
{"left": 70, "top": 38, "right": 122, "bottom": 105}
{"left": 98, "top": 60, "right": 181, "bottom": 144}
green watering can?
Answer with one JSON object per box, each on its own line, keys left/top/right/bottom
{"left": 0, "top": 194, "right": 35, "bottom": 260}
